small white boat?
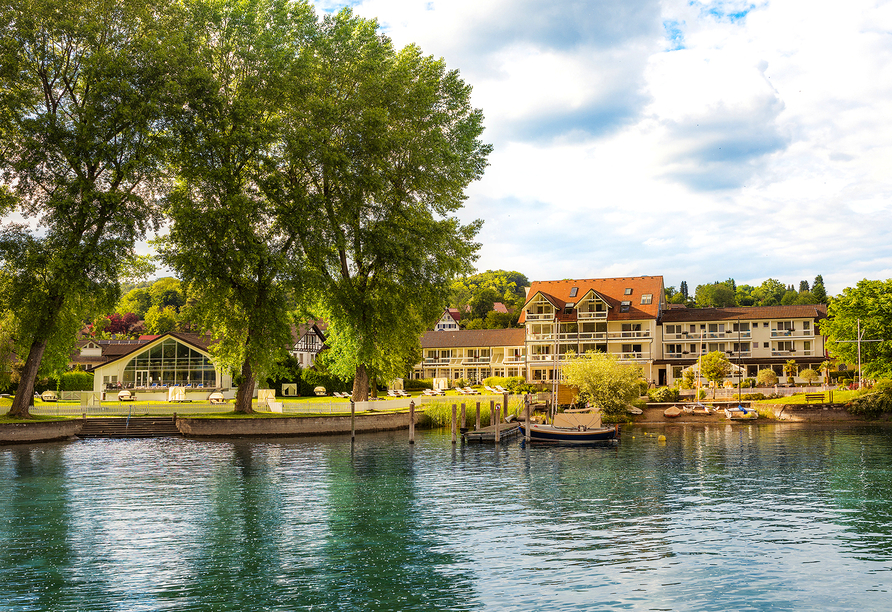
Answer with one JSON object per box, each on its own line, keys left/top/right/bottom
{"left": 725, "top": 405, "right": 758, "bottom": 420}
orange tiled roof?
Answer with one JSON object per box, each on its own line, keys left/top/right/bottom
{"left": 519, "top": 276, "right": 665, "bottom": 323}
{"left": 421, "top": 328, "right": 526, "bottom": 349}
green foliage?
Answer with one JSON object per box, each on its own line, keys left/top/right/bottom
{"left": 144, "top": 305, "right": 180, "bottom": 335}
{"left": 694, "top": 282, "right": 737, "bottom": 307}
{"left": 483, "top": 376, "right": 526, "bottom": 392}
{"left": 821, "top": 279, "right": 892, "bottom": 379}
{"left": 757, "top": 368, "right": 779, "bottom": 386}
{"left": 0, "top": 0, "right": 179, "bottom": 416}
{"left": 647, "top": 386, "right": 680, "bottom": 402}
{"left": 562, "top": 352, "right": 643, "bottom": 420}
{"left": 847, "top": 379, "right": 892, "bottom": 419}
{"left": 59, "top": 371, "right": 94, "bottom": 392}
{"left": 404, "top": 378, "right": 433, "bottom": 391}
{"left": 263, "top": 355, "right": 352, "bottom": 397}
{"left": 647, "top": 387, "right": 681, "bottom": 403}
{"left": 117, "top": 287, "right": 153, "bottom": 320}
{"left": 799, "top": 368, "right": 820, "bottom": 384}
{"left": 742, "top": 377, "right": 756, "bottom": 388}
{"left": 681, "top": 368, "right": 695, "bottom": 389}
{"left": 267, "top": 9, "right": 492, "bottom": 400}
{"left": 698, "top": 351, "right": 731, "bottom": 397}
{"left": 449, "top": 270, "right": 529, "bottom": 319}
{"left": 812, "top": 275, "right": 828, "bottom": 304}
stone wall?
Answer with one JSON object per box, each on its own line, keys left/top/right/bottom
{"left": 0, "top": 420, "right": 83, "bottom": 444}
{"left": 177, "top": 410, "right": 419, "bottom": 438}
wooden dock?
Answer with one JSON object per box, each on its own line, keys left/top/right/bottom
{"left": 462, "top": 422, "right": 523, "bottom": 443}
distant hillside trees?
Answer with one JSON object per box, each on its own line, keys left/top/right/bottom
{"left": 449, "top": 269, "right": 528, "bottom": 329}
{"left": 669, "top": 276, "right": 829, "bottom": 309}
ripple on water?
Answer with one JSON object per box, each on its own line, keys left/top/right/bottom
{"left": 2, "top": 424, "right": 892, "bottom": 611}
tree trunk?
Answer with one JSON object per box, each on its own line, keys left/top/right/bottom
{"left": 352, "top": 364, "right": 369, "bottom": 402}
{"left": 7, "top": 337, "right": 49, "bottom": 419}
{"left": 370, "top": 373, "right": 377, "bottom": 399}
{"left": 234, "top": 357, "right": 255, "bottom": 414}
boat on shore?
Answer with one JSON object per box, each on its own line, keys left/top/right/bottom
{"left": 525, "top": 410, "right": 618, "bottom": 444}
{"left": 725, "top": 405, "right": 758, "bottom": 420}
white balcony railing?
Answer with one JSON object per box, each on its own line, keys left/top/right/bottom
{"left": 618, "top": 352, "right": 648, "bottom": 361}
{"left": 772, "top": 350, "right": 813, "bottom": 357}
{"left": 577, "top": 311, "right": 608, "bottom": 320}
{"left": 607, "top": 331, "right": 652, "bottom": 340}
{"left": 524, "top": 312, "right": 554, "bottom": 321}
{"left": 665, "top": 331, "right": 752, "bottom": 340}
{"left": 462, "top": 356, "right": 491, "bottom": 364}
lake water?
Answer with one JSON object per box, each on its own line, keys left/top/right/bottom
{"left": 2, "top": 423, "right": 892, "bottom": 611}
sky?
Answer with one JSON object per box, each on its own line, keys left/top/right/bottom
{"left": 310, "top": 0, "right": 892, "bottom": 296}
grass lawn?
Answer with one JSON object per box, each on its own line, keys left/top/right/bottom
{"left": 757, "top": 389, "right": 861, "bottom": 404}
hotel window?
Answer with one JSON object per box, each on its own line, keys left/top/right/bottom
{"left": 777, "top": 321, "right": 794, "bottom": 331}
{"left": 666, "top": 324, "right": 681, "bottom": 334}
{"left": 622, "top": 344, "right": 642, "bottom": 353}
{"left": 732, "top": 322, "right": 750, "bottom": 332}
{"left": 622, "top": 323, "right": 642, "bottom": 332}
{"left": 569, "top": 287, "right": 578, "bottom": 297}
{"left": 733, "top": 342, "right": 750, "bottom": 352}
{"left": 666, "top": 344, "right": 683, "bottom": 354}
{"left": 620, "top": 301, "right": 631, "bottom": 312}
{"left": 624, "top": 288, "right": 633, "bottom": 295}
{"left": 641, "top": 293, "right": 652, "bottom": 305}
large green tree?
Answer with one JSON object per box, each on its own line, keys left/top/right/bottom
{"left": 562, "top": 352, "right": 642, "bottom": 421}
{"left": 0, "top": 0, "right": 176, "bottom": 417}
{"left": 266, "top": 9, "right": 491, "bottom": 401}
{"left": 156, "top": 0, "right": 313, "bottom": 413}
{"left": 821, "top": 279, "right": 892, "bottom": 379}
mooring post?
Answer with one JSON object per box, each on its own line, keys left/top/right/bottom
{"left": 409, "top": 401, "right": 415, "bottom": 445}
{"left": 460, "top": 403, "right": 466, "bottom": 430}
{"left": 351, "top": 400, "right": 355, "bottom": 442}
{"left": 525, "top": 394, "right": 531, "bottom": 441}
{"left": 475, "top": 401, "right": 481, "bottom": 430}
{"left": 494, "top": 403, "right": 501, "bottom": 443}
{"left": 451, "top": 403, "right": 457, "bottom": 444}
{"left": 503, "top": 391, "right": 509, "bottom": 419}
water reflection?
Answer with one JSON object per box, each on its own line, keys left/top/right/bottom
{"left": 2, "top": 424, "right": 892, "bottom": 611}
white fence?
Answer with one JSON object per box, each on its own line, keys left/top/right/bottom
{"left": 29, "top": 393, "right": 517, "bottom": 417}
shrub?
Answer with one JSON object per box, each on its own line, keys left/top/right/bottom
{"left": 60, "top": 371, "right": 93, "bottom": 391}
{"left": 404, "top": 378, "right": 433, "bottom": 391}
{"left": 742, "top": 378, "right": 756, "bottom": 389}
{"left": 757, "top": 368, "right": 778, "bottom": 387}
{"left": 647, "top": 386, "right": 680, "bottom": 403}
{"left": 739, "top": 392, "right": 766, "bottom": 401}
{"left": 482, "top": 376, "right": 525, "bottom": 392}
{"left": 847, "top": 378, "right": 892, "bottom": 419}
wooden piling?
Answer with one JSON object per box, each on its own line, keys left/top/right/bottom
{"left": 460, "top": 403, "right": 466, "bottom": 430}
{"left": 475, "top": 401, "right": 481, "bottom": 430}
{"left": 409, "top": 401, "right": 415, "bottom": 444}
{"left": 451, "top": 403, "right": 457, "bottom": 444}
{"left": 350, "top": 400, "right": 355, "bottom": 442}
{"left": 494, "top": 403, "right": 501, "bottom": 443}
{"left": 524, "top": 394, "right": 531, "bottom": 441}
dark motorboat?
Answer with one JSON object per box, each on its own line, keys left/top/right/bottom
{"left": 525, "top": 410, "right": 618, "bottom": 444}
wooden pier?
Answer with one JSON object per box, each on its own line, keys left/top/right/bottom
{"left": 462, "top": 422, "right": 523, "bottom": 443}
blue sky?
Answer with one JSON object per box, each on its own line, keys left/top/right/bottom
{"left": 311, "top": 0, "right": 892, "bottom": 295}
